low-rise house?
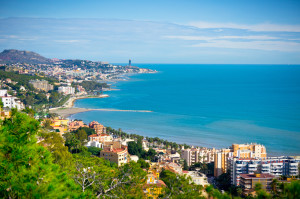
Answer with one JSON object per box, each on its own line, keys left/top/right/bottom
{"left": 142, "top": 140, "right": 149, "bottom": 151}
{"left": 0, "top": 89, "right": 8, "bottom": 97}
{"left": 100, "top": 141, "right": 128, "bottom": 166}
{"left": 50, "top": 118, "right": 69, "bottom": 135}
{"left": 85, "top": 140, "right": 103, "bottom": 148}
{"left": 0, "top": 107, "right": 11, "bottom": 120}
{"left": 130, "top": 155, "right": 139, "bottom": 162}
{"left": 185, "top": 171, "right": 209, "bottom": 187}
{"left": 240, "top": 173, "right": 275, "bottom": 194}
{"left": 1, "top": 96, "right": 25, "bottom": 110}
{"left": 143, "top": 170, "right": 166, "bottom": 199}
{"left": 165, "top": 162, "right": 183, "bottom": 174}
{"left": 88, "top": 133, "right": 113, "bottom": 143}
{"left": 121, "top": 138, "right": 135, "bottom": 146}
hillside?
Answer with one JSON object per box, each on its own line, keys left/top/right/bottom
{"left": 0, "top": 49, "right": 53, "bottom": 64}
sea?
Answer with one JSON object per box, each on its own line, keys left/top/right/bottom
{"left": 70, "top": 64, "right": 300, "bottom": 156}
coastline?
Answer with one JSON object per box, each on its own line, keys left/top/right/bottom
{"left": 57, "top": 65, "right": 300, "bottom": 156}
{"left": 49, "top": 94, "right": 153, "bottom": 118}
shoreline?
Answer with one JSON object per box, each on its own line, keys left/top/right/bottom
{"left": 64, "top": 94, "right": 110, "bottom": 108}
{"left": 49, "top": 94, "right": 153, "bottom": 118}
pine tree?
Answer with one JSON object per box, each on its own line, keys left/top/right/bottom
{"left": 0, "top": 111, "right": 82, "bottom": 198}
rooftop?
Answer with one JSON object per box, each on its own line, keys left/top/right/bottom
{"left": 240, "top": 173, "right": 275, "bottom": 179}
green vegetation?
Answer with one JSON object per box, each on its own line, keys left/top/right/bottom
{"left": 72, "top": 126, "right": 95, "bottom": 136}
{"left": 106, "top": 127, "right": 190, "bottom": 150}
{"left": 189, "top": 162, "right": 214, "bottom": 175}
{"left": 0, "top": 111, "right": 82, "bottom": 198}
{"left": 160, "top": 169, "right": 206, "bottom": 198}
{"left": 73, "top": 81, "right": 109, "bottom": 93}
{"left": 127, "top": 139, "right": 157, "bottom": 161}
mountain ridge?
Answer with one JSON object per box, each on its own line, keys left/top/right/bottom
{"left": 0, "top": 49, "right": 53, "bottom": 64}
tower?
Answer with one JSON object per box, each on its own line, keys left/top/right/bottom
{"left": 129, "top": 59, "right": 131, "bottom": 66}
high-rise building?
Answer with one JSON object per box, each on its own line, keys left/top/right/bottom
{"left": 181, "top": 148, "right": 200, "bottom": 166}
{"left": 129, "top": 59, "right": 131, "bottom": 66}
{"left": 214, "top": 143, "right": 267, "bottom": 177}
{"left": 214, "top": 148, "right": 233, "bottom": 177}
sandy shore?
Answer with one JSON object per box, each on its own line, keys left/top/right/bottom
{"left": 49, "top": 94, "right": 152, "bottom": 118}
{"left": 64, "top": 94, "right": 110, "bottom": 108}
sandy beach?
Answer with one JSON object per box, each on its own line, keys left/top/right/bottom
{"left": 49, "top": 94, "right": 152, "bottom": 118}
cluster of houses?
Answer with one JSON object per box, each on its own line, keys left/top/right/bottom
{"left": 4, "top": 60, "right": 155, "bottom": 85}
{"left": 40, "top": 116, "right": 300, "bottom": 197}
{"left": 46, "top": 117, "right": 211, "bottom": 198}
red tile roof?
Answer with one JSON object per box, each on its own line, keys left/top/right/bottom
{"left": 89, "top": 134, "right": 99, "bottom": 137}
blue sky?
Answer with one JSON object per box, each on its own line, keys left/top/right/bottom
{"left": 0, "top": 0, "right": 300, "bottom": 63}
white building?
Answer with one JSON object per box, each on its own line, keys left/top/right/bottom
{"left": 85, "top": 140, "right": 103, "bottom": 148}
{"left": 58, "top": 86, "right": 75, "bottom": 95}
{"left": 181, "top": 148, "right": 200, "bottom": 166}
{"left": 0, "top": 90, "right": 8, "bottom": 97}
{"left": 1, "top": 91, "right": 25, "bottom": 110}
{"left": 230, "top": 156, "right": 300, "bottom": 186}
{"left": 184, "top": 171, "right": 209, "bottom": 186}
{"left": 130, "top": 155, "right": 139, "bottom": 162}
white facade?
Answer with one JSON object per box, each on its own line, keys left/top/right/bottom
{"left": 0, "top": 90, "right": 8, "bottom": 97}
{"left": 130, "top": 155, "right": 139, "bottom": 162}
{"left": 1, "top": 96, "right": 24, "bottom": 110}
{"left": 58, "top": 86, "right": 75, "bottom": 95}
{"left": 230, "top": 156, "right": 300, "bottom": 186}
{"left": 181, "top": 148, "right": 200, "bottom": 166}
{"left": 186, "top": 171, "right": 209, "bottom": 186}
{"left": 85, "top": 141, "right": 103, "bottom": 148}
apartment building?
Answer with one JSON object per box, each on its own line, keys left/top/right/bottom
{"left": 214, "top": 148, "right": 233, "bottom": 177}
{"left": 58, "top": 86, "right": 75, "bottom": 95}
{"left": 89, "top": 121, "right": 106, "bottom": 135}
{"left": 214, "top": 143, "right": 267, "bottom": 177}
{"left": 230, "top": 156, "right": 299, "bottom": 186}
{"left": 229, "top": 158, "right": 261, "bottom": 186}
{"left": 199, "top": 148, "right": 217, "bottom": 163}
{"left": 261, "top": 156, "right": 299, "bottom": 177}
{"left": 29, "top": 80, "right": 53, "bottom": 92}
{"left": 181, "top": 148, "right": 200, "bottom": 166}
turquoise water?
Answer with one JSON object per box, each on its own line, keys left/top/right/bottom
{"left": 71, "top": 64, "right": 300, "bottom": 156}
